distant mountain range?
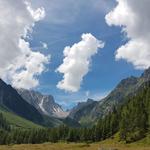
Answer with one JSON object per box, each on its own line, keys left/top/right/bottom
{"left": 0, "top": 79, "right": 79, "bottom": 128}
{"left": 1, "top": 69, "right": 150, "bottom": 144}
{"left": 0, "top": 67, "right": 150, "bottom": 128}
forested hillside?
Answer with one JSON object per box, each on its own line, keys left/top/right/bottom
{"left": 119, "top": 82, "right": 150, "bottom": 142}
{"left": 0, "top": 113, "right": 10, "bottom": 131}
{"left": 94, "top": 81, "right": 150, "bottom": 143}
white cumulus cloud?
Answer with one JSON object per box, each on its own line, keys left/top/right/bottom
{"left": 105, "top": 0, "right": 150, "bottom": 69}
{"left": 56, "top": 33, "right": 104, "bottom": 92}
{"left": 0, "top": 0, "right": 50, "bottom": 89}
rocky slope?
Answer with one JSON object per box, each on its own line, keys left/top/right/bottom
{"left": 17, "top": 89, "right": 69, "bottom": 118}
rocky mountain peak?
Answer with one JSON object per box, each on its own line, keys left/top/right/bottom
{"left": 16, "top": 89, "right": 68, "bottom": 118}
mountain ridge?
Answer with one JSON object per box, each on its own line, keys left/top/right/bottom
{"left": 0, "top": 79, "right": 44, "bottom": 124}
{"left": 69, "top": 67, "right": 150, "bottom": 125}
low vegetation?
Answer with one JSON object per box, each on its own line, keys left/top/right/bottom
{"left": 0, "top": 139, "right": 150, "bottom": 150}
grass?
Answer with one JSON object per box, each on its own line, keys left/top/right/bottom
{"left": 0, "top": 138, "right": 150, "bottom": 150}
{"left": 0, "top": 142, "right": 149, "bottom": 150}
{"left": 0, "top": 107, "right": 43, "bottom": 129}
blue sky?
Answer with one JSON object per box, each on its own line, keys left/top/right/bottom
{"left": 26, "top": 0, "right": 143, "bottom": 109}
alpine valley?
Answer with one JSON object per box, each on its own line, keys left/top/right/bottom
{"left": 1, "top": 0, "right": 150, "bottom": 149}
{"left": 0, "top": 67, "right": 150, "bottom": 147}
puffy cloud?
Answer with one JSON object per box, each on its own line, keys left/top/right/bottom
{"left": 105, "top": 0, "right": 150, "bottom": 69}
{"left": 0, "top": 0, "right": 50, "bottom": 89}
{"left": 25, "top": 1, "right": 45, "bottom": 21}
{"left": 56, "top": 33, "right": 104, "bottom": 92}
{"left": 10, "top": 39, "right": 50, "bottom": 89}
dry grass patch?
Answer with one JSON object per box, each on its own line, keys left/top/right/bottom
{"left": 0, "top": 140, "right": 150, "bottom": 150}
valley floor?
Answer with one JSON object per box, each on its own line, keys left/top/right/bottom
{"left": 0, "top": 139, "right": 150, "bottom": 150}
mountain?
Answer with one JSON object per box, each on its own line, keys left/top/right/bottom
{"left": 69, "top": 67, "right": 150, "bottom": 125}
{"left": 69, "top": 99, "right": 98, "bottom": 126}
{"left": 0, "top": 81, "right": 149, "bottom": 145}
{"left": 0, "top": 79, "right": 44, "bottom": 124}
{"left": 0, "top": 79, "right": 74, "bottom": 127}
{"left": 92, "top": 80, "right": 150, "bottom": 143}
{"left": 16, "top": 89, "right": 69, "bottom": 118}
{"left": 0, "top": 79, "right": 78, "bottom": 128}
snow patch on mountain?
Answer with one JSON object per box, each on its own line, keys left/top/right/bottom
{"left": 39, "top": 97, "right": 48, "bottom": 115}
